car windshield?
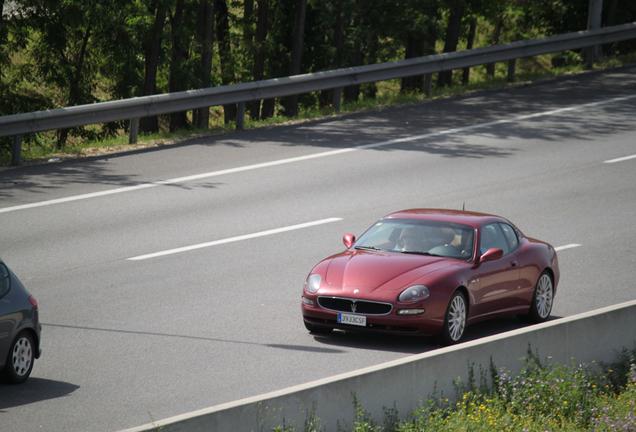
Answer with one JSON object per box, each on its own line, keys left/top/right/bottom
{"left": 354, "top": 218, "right": 475, "bottom": 260}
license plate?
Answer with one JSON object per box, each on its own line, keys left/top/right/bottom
{"left": 338, "top": 313, "right": 366, "bottom": 327}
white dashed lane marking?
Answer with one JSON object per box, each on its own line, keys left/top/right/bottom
{"left": 127, "top": 217, "right": 343, "bottom": 261}
{"left": 555, "top": 244, "right": 582, "bottom": 252}
{"left": 604, "top": 154, "right": 636, "bottom": 164}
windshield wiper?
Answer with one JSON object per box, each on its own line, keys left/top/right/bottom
{"left": 401, "top": 251, "right": 442, "bottom": 256}
{"left": 354, "top": 245, "right": 381, "bottom": 251}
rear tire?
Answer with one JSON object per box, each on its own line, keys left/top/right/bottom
{"left": 1, "top": 331, "right": 35, "bottom": 385}
{"left": 436, "top": 291, "right": 467, "bottom": 346}
{"left": 304, "top": 321, "right": 333, "bottom": 334}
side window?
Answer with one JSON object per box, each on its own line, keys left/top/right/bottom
{"left": 0, "top": 264, "right": 10, "bottom": 298}
{"left": 480, "top": 223, "right": 510, "bottom": 255}
{"left": 499, "top": 223, "right": 519, "bottom": 251}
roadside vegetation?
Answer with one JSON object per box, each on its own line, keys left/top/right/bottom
{"left": 2, "top": 0, "right": 636, "bottom": 166}
{"left": 265, "top": 346, "right": 636, "bottom": 432}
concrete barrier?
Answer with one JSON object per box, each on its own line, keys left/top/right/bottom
{"left": 122, "top": 299, "right": 636, "bottom": 432}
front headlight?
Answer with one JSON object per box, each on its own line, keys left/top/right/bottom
{"left": 304, "top": 274, "right": 322, "bottom": 294}
{"left": 398, "top": 285, "right": 430, "bottom": 302}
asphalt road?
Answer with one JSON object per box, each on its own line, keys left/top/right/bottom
{"left": 1, "top": 65, "right": 636, "bottom": 432}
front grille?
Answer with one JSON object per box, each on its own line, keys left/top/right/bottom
{"left": 317, "top": 296, "right": 392, "bottom": 315}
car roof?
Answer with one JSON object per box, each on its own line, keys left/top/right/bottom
{"left": 381, "top": 209, "right": 506, "bottom": 228}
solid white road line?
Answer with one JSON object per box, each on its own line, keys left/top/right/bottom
{"left": 127, "top": 217, "right": 343, "bottom": 261}
{"left": 554, "top": 244, "right": 582, "bottom": 251}
{"left": 604, "top": 154, "right": 636, "bottom": 164}
{"left": 3, "top": 93, "right": 636, "bottom": 215}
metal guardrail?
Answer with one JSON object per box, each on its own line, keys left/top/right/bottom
{"left": 2, "top": 22, "right": 636, "bottom": 164}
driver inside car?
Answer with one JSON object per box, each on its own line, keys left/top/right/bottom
{"left": 395, "top": 227, "right": 426, "bottom": 252}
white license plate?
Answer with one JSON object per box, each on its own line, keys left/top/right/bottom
{"left": 338, "top": 313, "right": 366, "bottom": 327}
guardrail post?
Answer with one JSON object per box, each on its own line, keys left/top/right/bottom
{"left": 332, "top": 87, "right": 342, "bottom": 113}
{"left": 507, "top": 59, "right": 516, "bottom": 82}
{"left": 11, "top": 135, "right": 22, "bottom": 166}
{"left": 129, "top": 118, "right": 139, "bottom": 144}
{"left": 236, "top": 102, "right": 245, "bottom": 130}
{"left": 424, "top": 74, "right": 432, "bottom": 96}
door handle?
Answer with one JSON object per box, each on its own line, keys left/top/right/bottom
{"left": 511, "top": 261, "right": 518, "bottom": 267}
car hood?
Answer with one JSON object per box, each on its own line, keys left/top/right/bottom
{"left": 324, "top": 250, "right": 456, "bottom": 293}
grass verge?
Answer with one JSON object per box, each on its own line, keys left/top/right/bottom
{"left": 265, "top": 345, "right": 636, "bottom": 432}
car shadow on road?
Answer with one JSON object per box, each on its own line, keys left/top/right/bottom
{"left": 310, "top": 315, "right": 563, "bottom": 355}
{"left": 0, "top": 378, "right": 80, "bottom": 410}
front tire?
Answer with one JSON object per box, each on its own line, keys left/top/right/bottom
{"left": 437, "top": 291, "right": 467, "bottom": 346}
{"left": 1, "top": 331, "right": 35, "bottom": 384}
{"left": 527, "top": 271, "right": 553, "bottom": 323}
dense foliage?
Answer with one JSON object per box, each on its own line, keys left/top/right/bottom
{"left": 1, "top": 0, "right": 636, "bottom": 153}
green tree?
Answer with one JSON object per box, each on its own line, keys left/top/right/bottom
{"left": 283, "top": 0, "right": 307, "bottom": 117}
{"left": 342, "top": 0, "right": 371, "bottom": 103}
{"left": 248, "top": 0, "right": 268, "bottom": 120}
{"left": 437, "top": 0, "right": 465, "bottom": 88}
{"left": 215, "top": 0, "right": 237, "bottom": 123}
{"left": 0, "top": 0, "right": 7, "bottom": 73}
{"left": 138, "top": 0, "right": 169, "bottom": 134}
{"left": 193, "top": 0, "right": 215, "bottom": 129}
{"left": 260, "top": 0, "right": 295, "bottom": 119}
{"left": 16, "top": 0, "right": 129, "bottom": 147}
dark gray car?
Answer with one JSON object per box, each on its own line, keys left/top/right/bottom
{"left": 0, "top": 258, "right": 41, "bottom": 384}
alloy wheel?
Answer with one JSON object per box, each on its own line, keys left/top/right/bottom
{"left": 535, "top": 273, "right": 553, "bottom": 319}
{"left": 448, "top": 294, "right": 466, "bottom": 341}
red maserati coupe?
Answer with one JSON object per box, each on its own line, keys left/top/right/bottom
{"left": 301, "top": 209, "right": 559, "bottom": 345}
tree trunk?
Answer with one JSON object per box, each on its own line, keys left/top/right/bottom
{"left": 140, "top": 2, "right": 167, "bottom": 134}
{"left": 343, "top": 0, "right": 369, "bottom": 103}
{"left": 243, "top": 0, "right": 254, "bottom": 43}
{"left": 437, "top": 0, "right": 464, "bottom": 89}
{"left": 57, "top": 21, "right": 92, "bottom": 148}
{"left": 249, "top": 0, "right": 268, "bottom": 120}
{"left": 320, "top": 0, "right": 345, "bottom": 108}
{"left": 0, "top": 0, "right": 6, "bottom": 76}
{"left": 605, "top": 0, "right": 618, "bottom": 27}
{"left": 462, "top": 17, "right": 477, "bottom": 85}
{"left": 195, "top": 0, "right": 215, "bottom": 129}
{"left": 215, "top": 0, "right": 236, "bottom": 123}
{"left": 343, "top": 53, "right": 364, "bottom": 102}
{"left": 260, "top": 46, "right": 280, "bottom": 119}
{"left": 283, "top": 0, "right": 307, "bottom": 118}
{"left": 169, "top": 0, "right": 189, "bottom": 132}
{"left": 401, "top": 31, "right": 425, "bottom": 94}
{"left": 603, "top": 0, "right": 618, "bottom": 55}
{"left": 486, "top": 14, "right": 504, "bottom": 78}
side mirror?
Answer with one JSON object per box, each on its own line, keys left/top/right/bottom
{"left": 343, "top": 233, "right": 355, "bottom": 249}
{"left": 480, "top": 248, "right": 504, "bottom": 263}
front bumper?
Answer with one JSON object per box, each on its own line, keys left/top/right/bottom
{"left": 301, "top": 301, "right": 443, "bottom": 335}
